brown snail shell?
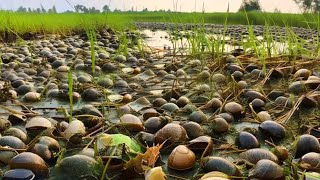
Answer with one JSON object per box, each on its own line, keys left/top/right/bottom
{"left": 121, "top": 94, "right": 132, "bottom": 103}
{"left": 300, "top": 95, "right": 318, "bottom": 108}
{"left": 212, "top": 73, "right": 227, "bottom": 84}
{"left": 59, "top": 154, "right": 100, "bottom": 178}
{"left": 203, "top": 98, "right": 223, "bottom": 111}
{"left": 0, "top": 150, "right": 18, "bottom": 164}
{"left": 293, "top": 68, "right": 311, "bottom": 80}
{"left": 144, "top": 116, "right": 166, "bottom": 133}
{"left": 78, "top": 148, "right": 95, "bottom": 158}
{"left": 224, "top": 102, "right": 244, "bottom": 118}
{"left": 240, "top": 148, "right": 279, "bottom": 165}
{"left": 154, "top": 123, "right": 188, "bottom": 145}
{"left": 188, "top": 136, "right": 213, "bottom": 156}
{"left": 257, "top": 111, "right": 272, "bottom": 122}
{"left": 200, "top": 171, "right": 230, "bottom": 180}
{"left": 25, "top": 117, "right": 52, "bottom": 136}
{"left": 37, "top": 136, "right": 60, "bottom": 151}
{"left": 3, "top": 169, "right": 35, "bottom": 180}
{"left": 58, "top": 121, "right": 69, "bottom": 132}
{"left": 176, "top": 96, "right": 191, "bottom": 108}
{"left": 295, "top": 134, "right": 320, "bottom": 158}
{"left": 305, "top": 77, "right": 320, "bottom": 90}
{"left": 251, "top": 98, "right": 265, "bottom": 112}
{"left": 238, "top": 131, "right": 260, "bottom": 149}
{"left": 270, "top": 68, "right": 284, "bottom": 78}
{"left": 267, "top": 90, "right": 285, "bottom": 100}
{"left": 273, "top": 146, "right": 289, "bottom": 161}
{"left": 31, "top": 144, "right": 53, "bottom": 161}
{"left": 249, "top": 159, "right": 284, "bottom": 179}
{"left": 8, "top": 114, "right": 27, "bottom": 125}
{"left": 23, "top": 92, "right": 41, "bottom": 102}
{"left": 300, "top": 152, "right": 320, "bottom": 170}
{"left": 259, "top": 120, "right": 286, "bottom": 140}
{"left": 211, "top": 117, "right": 229, "bottom": 133}
{"left": 288, "top": 81, "right": 306, "bottom": 94}
{"left": 3, "top": 127, "right": 27, "bottom": 142}
{"left": 237, "top": 80, "right": 248, "bottom": 90}
{"left": 0, "top": 136, "right": 26, "bottom": 149}
{"left": 198, "top": 70, "right": 210, "bottom": 80}
{"left": 168, "top": 145, "right": 196, "bottom": 170}
{"left": 0, "top": 118, "right": 11, "bottom": 132}
{"left": 188, "top": 110, "right": 207, "bottom": 123}
{"left": 232, "top": 71, "right": 243, "bottom": 81}
{"left": 201, "top": 157, "right": 241, "bottom": 176}
{"left": 120, "top": 114, "right": 144, "bottom": 131}
{"left": 145, "top": 166, "right": 166, "bottom": 180}
{"left": 81, "top": 88, "right": 102, "bottom": 101}
{"left": 225, "top": 64, "right": 244, "bottom": 73}
{"left": 160, "top": 103, "right": 179, "bottom": 113}
{"left": 63, "top": 119, "right": 85, "bottom": 144}
{"left": 216, "top": 113, "right": 234, "bottom": 123}
{"left": 9, "top": 152, "right": 49, "bottom": 179}
{"left": 142, "top": 108, "right": 159, "bottom": 121}
{"left": 135, "top": 131, "right": 155, "bottom": 147}
{"left": 152, "top": 98, "right": 167, "bottom": 108}
{"left": 243, "top": 90, "right": 266, "bottom": 102}
{"left": 182, "top": 121, "right": 204, "bottom": 139}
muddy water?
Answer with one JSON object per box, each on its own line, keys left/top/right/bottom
{"left": 142, "top": 29, "right": 288, "bottom": 55}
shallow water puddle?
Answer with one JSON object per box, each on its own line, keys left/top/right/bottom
{"left": 142, "top": 29, "right": 290, "bottom": 55}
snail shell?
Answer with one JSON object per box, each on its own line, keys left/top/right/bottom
{"left": 168, "top": 145, "right": 196, "bottom": 170}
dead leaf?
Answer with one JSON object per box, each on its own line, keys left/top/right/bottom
{"left": 124, "top": 142, "right": 164, "bottom": 174}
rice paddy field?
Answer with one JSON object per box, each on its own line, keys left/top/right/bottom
{"left": 0, "top": 10, "right": 320, "bottom": 180}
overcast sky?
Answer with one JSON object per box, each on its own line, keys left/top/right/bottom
{"left": 0, "top": 0, "right": 301, "bottom": 13}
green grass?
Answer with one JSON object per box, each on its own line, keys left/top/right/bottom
{"left": 68, "top": 68, "right": 73, "bottom": 123}
{"left": 86, "top": 28, "right": 97, "bottom": 73}
{"left": 0, "top": 11, "right": 320, "bottom": 37}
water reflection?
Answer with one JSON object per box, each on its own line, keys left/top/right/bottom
{"left": 142, "top": 29, "right": 289, "bottom": 55}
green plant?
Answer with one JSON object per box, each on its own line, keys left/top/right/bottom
{"left": 86, "top": 28, "right": 97, "bottom": 73}
{"left": 116, "top": 32, "right": 129, "bottom": 57}
{"left": 68, "top": 68, "right": 73, "bottom": 123}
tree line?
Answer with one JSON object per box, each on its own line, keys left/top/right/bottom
{"left": 15, "top": 5, "right": 169, "bottom": 13}
{"left": 15, "top": 0, "right": 320, "bottom": 13}
{"left": 239, "top": 0, "right": 320, "bottom": 13}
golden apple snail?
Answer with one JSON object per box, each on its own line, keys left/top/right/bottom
{"left": 201, "top": 156, "right": 241, "bottom": 176}
{"left": 168, "top": 145, "right": 196, "bottom": 170}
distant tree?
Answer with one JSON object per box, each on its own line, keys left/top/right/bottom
{"left": 142, "top": 8, "right": 148, "bottom": 12}
{"left": 102, "top": 5, "right": 111, "bottom": 12}
{"left": 114, "top": 8, "right": 122, "bottom": 12}
{"left": 28, "top": 7, "right": 32, "bottom": 12}
{"left": 64, "top": 10, "right": 74, "bottom": 13}
{"left": 274, "top": 8, "right": 281, "bottom": 13}
{"left": 74, "top": 5, "right": 81, "bottom": 12}
{"left": 294, "top": 0, "right": 320, "bottom": 12}
{"left": 36, "top": 8, "right": 41, "bottom": 13}
{"left": 52, "top": 6, "right": 57, "bottom": 13}
{"left": 238, "top": 0, "right": 262, "bottom": 11}
{"left": 17, "top": 6, "right": 27, "bottom": 12}
{"left": 40, "top": 4, "right": 46, "bottom": 13}
{"left": 88, "top": 7, "right": 100, "bottom": 13}
{"left": 74, "top": 5, "right": 89, "bottom": 13}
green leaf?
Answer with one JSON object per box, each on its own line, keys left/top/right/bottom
{"left": 305, "top": 172, "right": 320, "bottom": 180}
{"left": 97, "top": 134, "right": 142, "bottom": 154}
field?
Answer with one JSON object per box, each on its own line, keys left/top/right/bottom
{"left": 1, "top": 11, "right": 320, "bottom": 36}
{"left": 0, "top": 10, "right": 320, "bottom": 180}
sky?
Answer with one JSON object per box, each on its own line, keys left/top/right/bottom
{"left": 0, "top": 0, "right": 301, "bottom": 13}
